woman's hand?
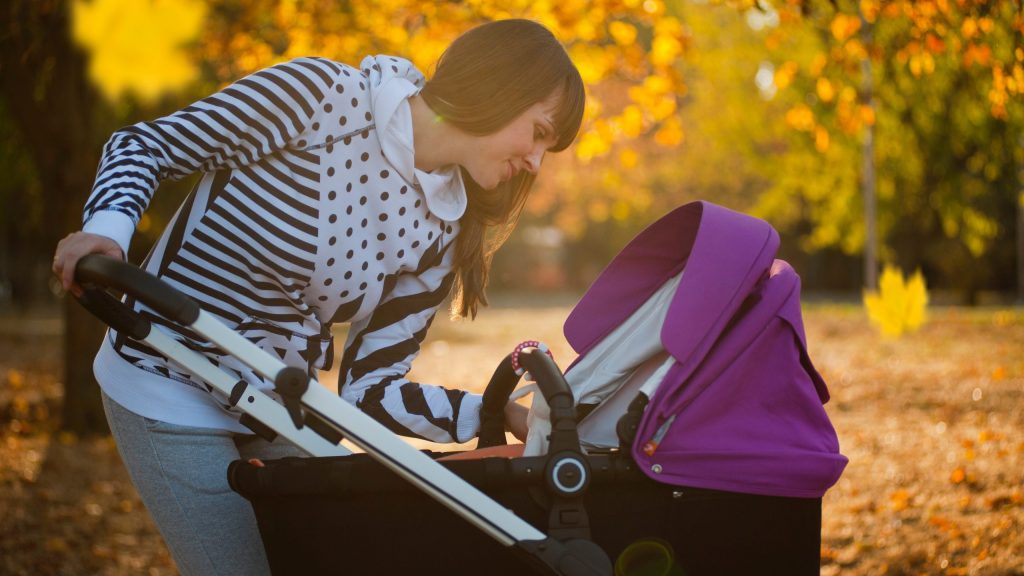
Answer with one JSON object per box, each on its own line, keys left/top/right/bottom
{"left": 503, "top": 401, "right": 529, "bottom": 443}
{"left": 53, "top": 232, "right": 123, "bottom": 297}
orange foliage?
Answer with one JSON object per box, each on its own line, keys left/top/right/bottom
{"left": 190, "top": 0, "right": 695, "bottom": 164}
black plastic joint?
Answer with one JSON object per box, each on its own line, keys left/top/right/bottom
{"left": 228, "top": 380, "right": 247, "bottom": 407}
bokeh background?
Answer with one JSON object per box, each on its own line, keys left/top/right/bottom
{"left": 1, "top": 1, "right": 1023, "bottom": 574}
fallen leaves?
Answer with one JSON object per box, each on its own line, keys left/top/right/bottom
{"left": 1, "top": 304, "right": 1021, "bottom": 575}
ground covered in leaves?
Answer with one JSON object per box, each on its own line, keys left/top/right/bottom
{"left": 1, "top": 301, "right": 1021, "bottom": 575}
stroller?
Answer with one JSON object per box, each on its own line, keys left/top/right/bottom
{"left": 76, "top": 201, "right": 847, "bottom": 575}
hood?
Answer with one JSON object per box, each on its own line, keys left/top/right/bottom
{"left": 363, "top": 55, "right": 466, "bottom": 222}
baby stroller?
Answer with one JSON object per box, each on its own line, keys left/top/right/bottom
{"left": 76, "top": 201, "right": 847, "bottom": 575}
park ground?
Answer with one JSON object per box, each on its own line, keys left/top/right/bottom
{"left": 0, "top": 300, "right": 1022, "bottom": 575}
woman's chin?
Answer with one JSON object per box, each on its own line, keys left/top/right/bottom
{"left": 480, "top": 177, "right": 503, "bottom": 191}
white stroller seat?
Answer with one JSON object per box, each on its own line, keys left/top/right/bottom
{"left": 520, "top": 272, "right": 682, "bottom": 456}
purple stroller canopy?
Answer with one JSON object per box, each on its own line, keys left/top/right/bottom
{"left": 564, "top": 201, "right": 847, "bottom": 498}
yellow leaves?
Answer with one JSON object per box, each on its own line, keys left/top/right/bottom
{"left": 863, "top": 265, "right": 929, "bottom": 338}
{"left": 927, "top": 515, "right": 958, "bottom": 534}
{"left": 637, "top": 72, "right": 673, "bottom": 96}
{"left": 611, "top": 199, "right": 632, "bottom": 222}
{"left": 924, "top": 34, "right": 946, "bottom": 54}
{"left": 651, "top": 34, "right": 684, "bottom": 67}
{"left": 830, "top": 13, "right": 862, "bottom": 43}
{"left": 619, "top": 106, "right": 645, "bottom": 138}
{"left": 650, "top": 15, "right": 686, "bottom": 67}
{"left": 959, "top": 17, "right": 980, "bottom": 40}
{"left": 774, "top": 61, "right": 799, "bottom": 90}
{"left": 6, "top": 369, "right": 25, "bottom": 389}
{"left": 569, "top": 43, "right": 613, "bottom": 85}
{"left": 978, "top": 429, "right": 1004, "bottom": 443}
{"left": 785, "top": 104, "right": 816, "bottom": 132}
{"left": 909, "top": 52, "right": 937, "bottom": 77}
{"left": 814, "top": 126, "right": 830, "bottom": 152}
{"left": 987, "top": 64, "right": 1022, "bottom": 119}
{"left": 1009, "top": 64, "right": 1024, "bottom": 95}
{"left": 575, "top": 120, "right": 614, "bottom": 162}
{"left": 627, "top": 75, "right": 678, "bottom": 123}
{"left": 860, "top": 0, "right": 880, "bottom": 23}
{"left": 608, "top": 21, "right": 638, "bottom": 46}
{"left": 963, "top": 43, "right": 993, "bottom": 68}
{"left": 842, "top": 38, "right": 868, "bottom": 61}
{"left": 816, "top": 77, "right": 835, "bottom": 102}
{"left": 860, "top": 104, "right": 876, "bottom": 126}
{"left": 654, "top": 117, "right": 684, "bottom": 147}
{"left": 949, "top": 209, "right": 999, "bottom": 257}
{"left": 619, "top": 148, "right": 639, "bottom": 169}
{"left": 810, "top": 53, "right": 828, "bottom": 77}
{"left": 889, "top": 489, "right": 911, "bottom": 511}
{"left": 950, "top": 466, "right": 968, "bottom": 484}
{"left": 72, "top": 0, "right": 206, "bottom": 103}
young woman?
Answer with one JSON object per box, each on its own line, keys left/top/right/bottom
{"left": 52, "top": 19, "right": 585, "bottom": 575}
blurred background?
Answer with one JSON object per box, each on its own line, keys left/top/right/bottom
{"left": 2, "top": 3, "right": 1023, "bottom": 574}
{"left": 1, "top": 0, "right": 1022, "bottom": 430}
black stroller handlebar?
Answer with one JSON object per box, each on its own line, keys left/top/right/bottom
{"left": 75, "top": 254, "right": 201, "bottom": 328}
{"left": 478, "top": 349, "right": 578, "bottom": 450}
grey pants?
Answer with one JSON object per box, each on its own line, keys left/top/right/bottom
{"left": 102, "top": 392, "right": 305, "bottom": 575}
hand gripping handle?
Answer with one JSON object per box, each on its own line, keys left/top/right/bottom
{"left": 74, "top": 254, "right": 201, "bottom": 328}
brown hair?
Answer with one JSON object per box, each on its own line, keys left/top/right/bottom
{"left": 419, "top": 19, "right": 585, "bottom": 318}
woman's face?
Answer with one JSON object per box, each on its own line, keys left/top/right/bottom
{"left": 460, "top": 91, "right": 562, "bottom": 190}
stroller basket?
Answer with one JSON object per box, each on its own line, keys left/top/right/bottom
{"left": 228, "top": 451, "right": 823, "bottom": 576}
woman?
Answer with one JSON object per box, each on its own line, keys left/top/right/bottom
{"left": 52, "top": 19, "right": 585, "bottom": 575}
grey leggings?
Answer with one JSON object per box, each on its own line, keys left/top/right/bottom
{"left": 102, "top": 392, "right": 305, "bottom": 576}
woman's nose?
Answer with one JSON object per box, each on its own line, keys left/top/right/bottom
{"left": 523, "top": 146, "right": 545, "bottom": 174}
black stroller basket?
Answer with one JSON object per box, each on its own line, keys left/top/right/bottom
{"left": 76, "top": 255, "right": 823, "bottom": 576}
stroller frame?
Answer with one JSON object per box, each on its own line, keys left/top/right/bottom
{"left": 75, "top": 254, "right": 612, "bottom": 576}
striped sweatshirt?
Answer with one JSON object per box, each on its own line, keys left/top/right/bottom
{"left": 85, "top": 55, "right": 483, "bottom": 444}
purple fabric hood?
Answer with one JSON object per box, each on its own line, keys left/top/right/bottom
{"left": 564, "top": 201, "right": 847, "bottom": 498}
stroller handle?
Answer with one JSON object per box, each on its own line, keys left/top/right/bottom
{"left": 478, "top": 349, "right": 575, "bottom": 449}
{"left": 74, "top": 254, "right": 201, "bottom": 328}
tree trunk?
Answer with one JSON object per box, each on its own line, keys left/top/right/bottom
{"left": 61, "top": 296, "right": 109, "bottom": 434}
{"left": 1, "top": 0, "right": 112, "bottom": 434}
{"left": 860, "top": 11, "right": 878, "bottom": 291}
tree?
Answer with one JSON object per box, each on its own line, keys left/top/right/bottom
{"left": 1, "top": 0, "right": 114, "bottom": 433}
{"left": 752, "top": 0, "right": 1024, "bottom": 299}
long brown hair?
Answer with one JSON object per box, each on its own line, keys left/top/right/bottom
{"left": 420, "top": 19, "right": 586, "bottom": 318}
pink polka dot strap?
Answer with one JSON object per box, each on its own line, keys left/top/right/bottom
{"left": 510, "top": 340, "right": 553, "bottom": 377}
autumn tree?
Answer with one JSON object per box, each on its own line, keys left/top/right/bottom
{"left": 753, "top": 0, "right": 1023, "bottom": 299}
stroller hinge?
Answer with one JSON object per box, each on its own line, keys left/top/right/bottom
{"left": 274, "top": 366, "right": 310, "bottom": 429}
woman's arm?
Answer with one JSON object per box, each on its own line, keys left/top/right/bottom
{"left": 56, "top": 57, "right": 341, "bottom": 290}
{"left": 338, "top": 246, "right": 485, "bottom": 444}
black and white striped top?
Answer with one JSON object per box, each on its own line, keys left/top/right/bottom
{"left": 85, "top": 56, "right": 482, "bottom": 444}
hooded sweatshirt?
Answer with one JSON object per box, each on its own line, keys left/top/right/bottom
{"left": 84, "top": 56, "right": 482, "bottom": 444}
